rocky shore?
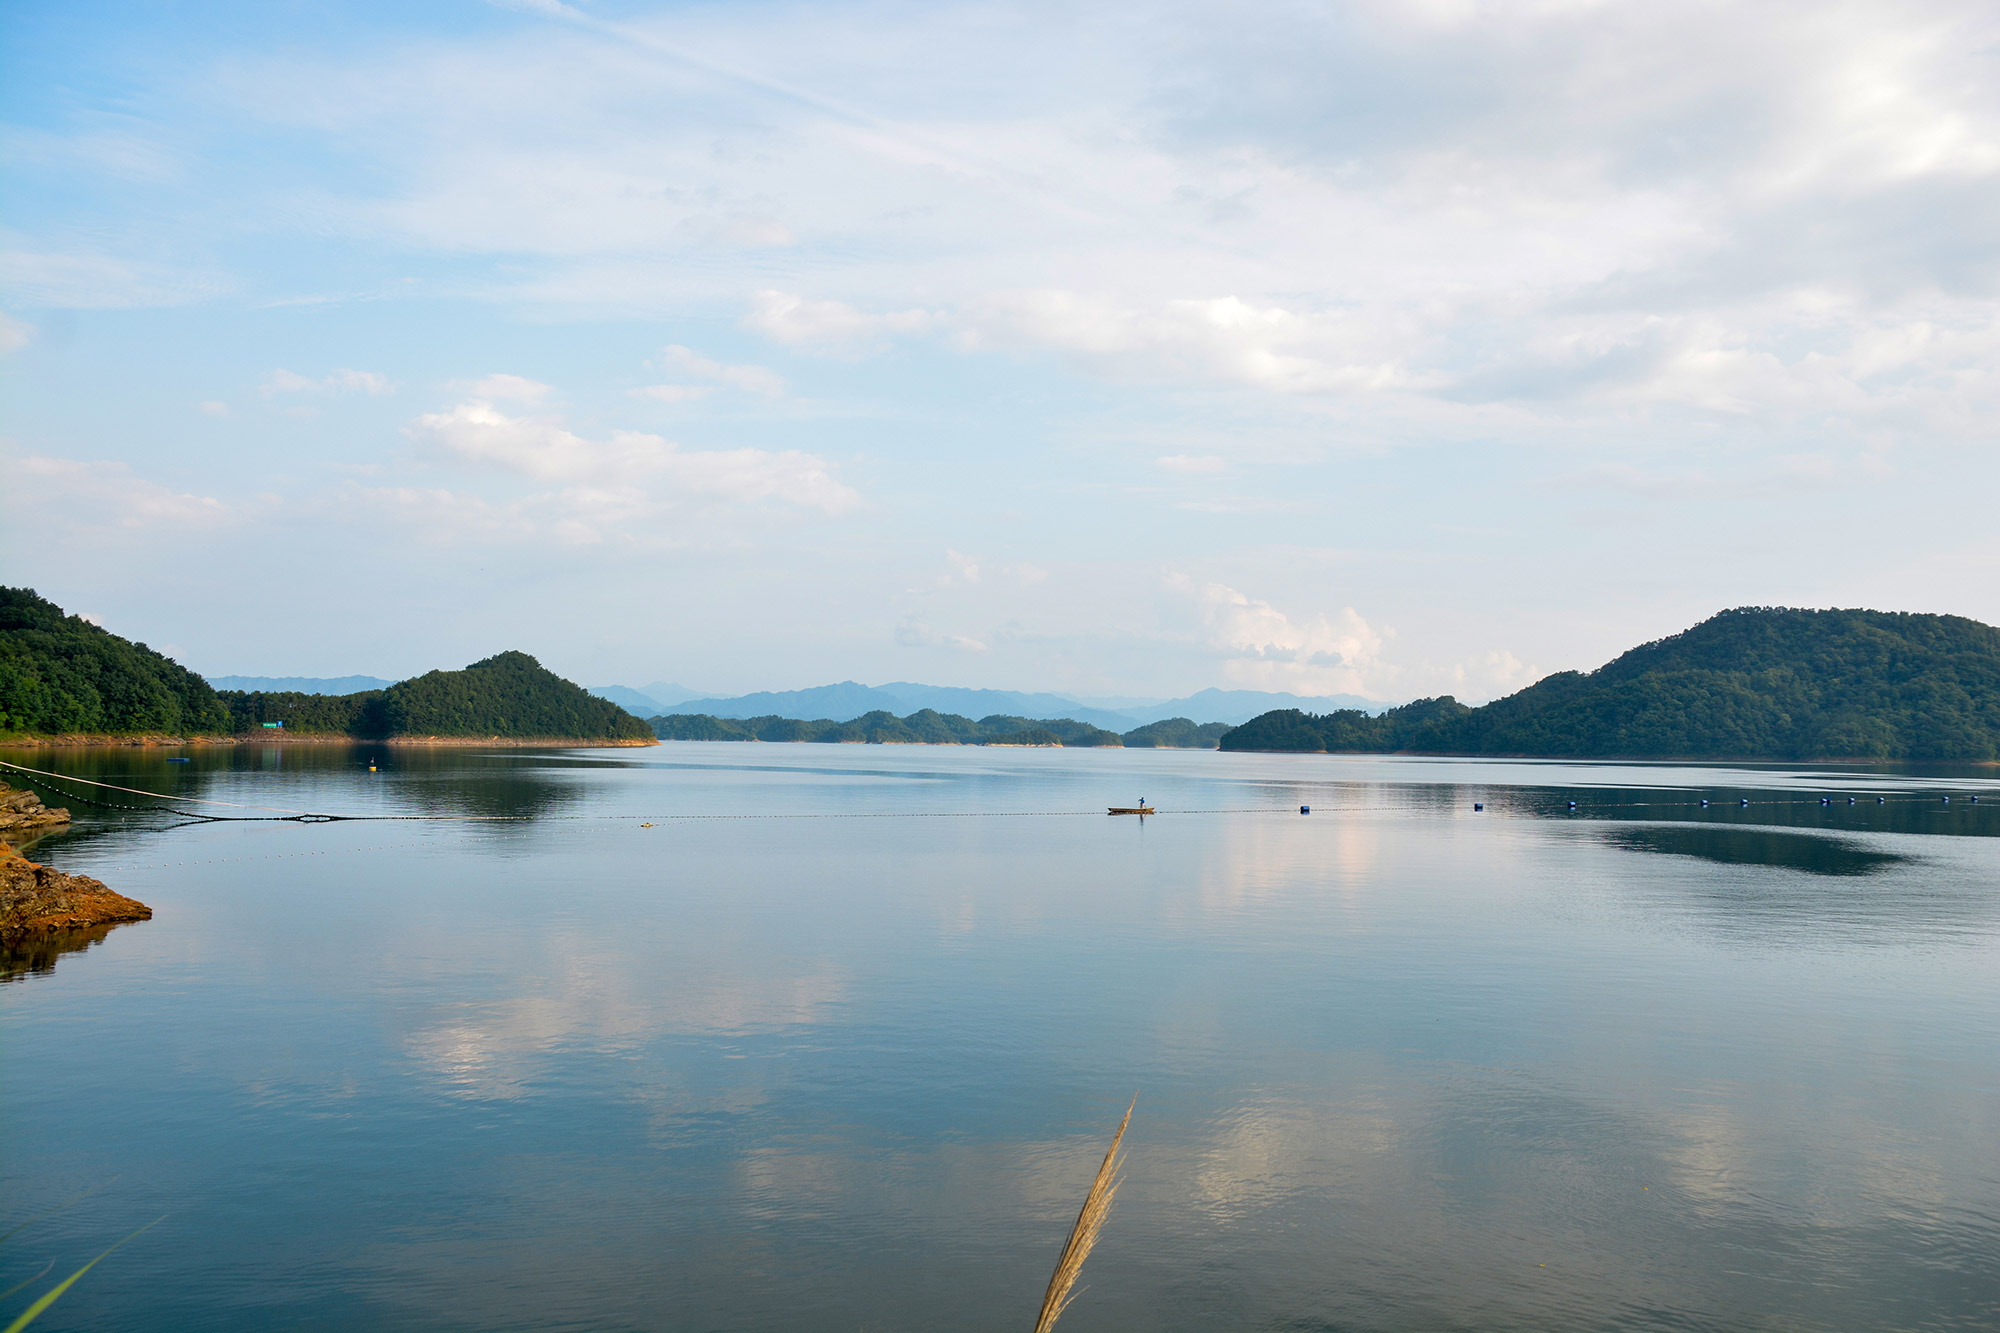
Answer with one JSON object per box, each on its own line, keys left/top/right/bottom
{"left": 0, "top": 782, "right": 151, "bottom": 976}
{"left": 0, "top": 779, "right": 71, "bottom": 832}
{"left": 0, "top": 843, "right": 151, "bottom": 944}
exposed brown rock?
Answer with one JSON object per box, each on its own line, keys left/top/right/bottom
{"left": 0, "top": 780, "right": 71, "bottom": 832}
{"left": 0, "top": 842, "right": 150, "bottom": 944}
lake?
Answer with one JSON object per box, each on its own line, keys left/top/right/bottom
{"left": 3, "top": 743, "right": 1997, "bottom": 1331}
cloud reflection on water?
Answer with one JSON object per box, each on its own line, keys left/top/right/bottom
{"left": 11, "top": 746, "right": 1997, "bottom": 1331}
{"left": 399, "top": 935, "right": 849, "bottom": 1100}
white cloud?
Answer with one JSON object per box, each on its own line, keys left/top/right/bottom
{"left": 744, "top": 290, "right": 938, "bottom": 354}
{"left": 265, "top": 367, "right": 395, "bottom": 396}
{"left": 645, "top": 344, "right": 786, "bottom": 397}
{"left": 967, "top": 291, "right": 1424, "bottom": 396}
{"left": 466, "top": 373, "right": 555, "bottom": 404}
{"left": 894, "top": 614, "right": 988, "bottom": 653}
{"left": 1448, "top": 649, "right": 1537, "bottom": 698}
{"left": 199, "top": 400, "right": 230, "bottom": 417}
{"left": 1166, "top": 573, "right": 1386, "bottom": 695}
{"left": 408, "top": 397, "right": 860, "bottom": 514}
{"left": 11, "top": 0, "right": 2000, "bottom": 687}
{"left": 183, "top": 2, "right": 2000, "bottom": 440}
{"left": 10, "top": 456, "right": 232, "bottom": 531}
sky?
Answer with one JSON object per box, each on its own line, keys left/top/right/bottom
{"left": 3, "top": 0, "right": 1997, "bottom": 703}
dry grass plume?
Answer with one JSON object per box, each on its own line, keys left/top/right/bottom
{"left": 1032, "top": 1098, "right": 1134, "bottom": 1333}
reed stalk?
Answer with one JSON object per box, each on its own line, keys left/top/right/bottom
{"left": 1031, "top": 1098, "right": 1133, "bottom": 1333}
{"left": 1, "top": 1216, "right": 162, "bottom": 1333}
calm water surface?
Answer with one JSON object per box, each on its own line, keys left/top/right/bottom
{"left": 3, "top": 744, "right": 1997, "bottom": 1331}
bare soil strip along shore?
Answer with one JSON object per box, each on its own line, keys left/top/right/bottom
{"left": 0, "top": 734, "right": 658, "bottom": 748}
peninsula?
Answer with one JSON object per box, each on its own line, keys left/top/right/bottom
{"left": 0, "top": 780, "right": 150, "bottom": 967}
{"left": 1, "top": 838, "right": 151, "bottom": 950}
{"left": 219, "top": 651, "right": 655, "bottom": 744}
{"left": 1, "top": 588, "right": 654, "bottom": 746}
{"left": 1220, "top": 607, "right": 2000, "bottom": 761}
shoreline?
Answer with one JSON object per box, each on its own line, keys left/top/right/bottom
{"left": 0, "top": 734, "right": 659, "bottom": 749}
{"left": 647, "top": 737, "right": 1999, "bottom": 765}
{"left": 1, "top": 842, "right": 151, "bottom": 954}
{"left": 5, "top": 733, "right": 1988, "bottom": 765}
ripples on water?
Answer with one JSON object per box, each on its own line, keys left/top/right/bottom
{"left": 2, "top": 744, "right": 1997, "bottom": 1331}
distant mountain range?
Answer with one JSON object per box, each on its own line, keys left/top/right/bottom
{"left": 591, "top": 680, "right": 1390, "bottom": 728}
{"left": 207, "top": 674, "right": 399, "bottom": 695}
{"left": 587, "top": 682, "right": 704, "bottom": 715}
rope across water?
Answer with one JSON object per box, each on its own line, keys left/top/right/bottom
{"left": 3, "top": 757, "right": 1989, "bottom": 827}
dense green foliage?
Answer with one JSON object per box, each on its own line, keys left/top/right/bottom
{"left": 223, "top": 651, "right": 652, "bottom": 740}
{"left": 376, "top": 652, "right": 652, "bottom": 739}
{"left": 651, "top": 709, "right": 1128, "bottom": 746}
{"left": 1121, "top": 717, "right": 1232, "bottom": 749}
{"left": 1221, "top": 608, "right": 2000, "bottom": 760}
{"left": 0, "top": 587, "right": 230, "bottom": 736}
{"left": 221, "top": 689, "right": 377, "bottom": 735}
{"left": 653, "top": 713, "right": 757, "bottom": 741}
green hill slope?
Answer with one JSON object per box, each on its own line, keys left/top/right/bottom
{"left": 1, "top": 587, "right": 230, "bottom": 737}
{"left": 224, "top": 651, "right": 654, "bottom": 741}
{"left": 1120, "top": 717, "right": 1232, "bottom": 748}
{"left": 0, "top": 587, "right": 649, "bottom": 743}
{"left": 1220, "top": 608, "right": 2000, "bottom": 761}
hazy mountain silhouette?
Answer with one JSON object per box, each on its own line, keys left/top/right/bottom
{"left": 636, "top": 680, "right": 1387, "bottom": 728}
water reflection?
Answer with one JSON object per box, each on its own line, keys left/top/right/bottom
{"left": 1597, "top": 824, "right": 1908, "bottom": 876}
{"left": 0, "top": 920, "right": 138, "bottom": 981}
{"left": 1477, "top": 783, "right": 2000, "bottom": 838}
{"left": 397, "top": 943, "right": 850, "bottom": 1101}
{"left": 0, "top": 743, "right": 595, "bottom": 827}
{"left": 3, "top": 747, "right": 1997, "bottom": 1331}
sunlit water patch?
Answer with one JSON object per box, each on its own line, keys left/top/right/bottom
{"left": 2, "top": 744, "right": 1996, "bottom": 1331}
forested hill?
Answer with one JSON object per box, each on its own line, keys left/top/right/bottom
{"left": 1220, "top": 608, "right": 2000, "bottom": 761}
{"left": 1, "top": 587, "right": 230, "bottom": 736}
{"left": 223, "top": 652, "right": 654, "bottom": 741}
{"left": 0, "top": 587, "right": 651, "bottom": 743}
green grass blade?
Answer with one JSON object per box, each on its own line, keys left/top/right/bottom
{"left": 2, "top": 1216, "right": 163, "bottom": 1333}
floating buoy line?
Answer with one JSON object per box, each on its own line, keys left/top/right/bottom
{"left": 3, "top": 757, "right": 1990, "bottom": 861}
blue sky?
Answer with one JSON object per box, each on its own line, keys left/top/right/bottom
{"left": 4, "top": 0, "right": 1997, "bottom": 700}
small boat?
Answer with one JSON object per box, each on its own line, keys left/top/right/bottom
{"left": 1107, "top": 806, "right": 1155, "bottom": 816}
